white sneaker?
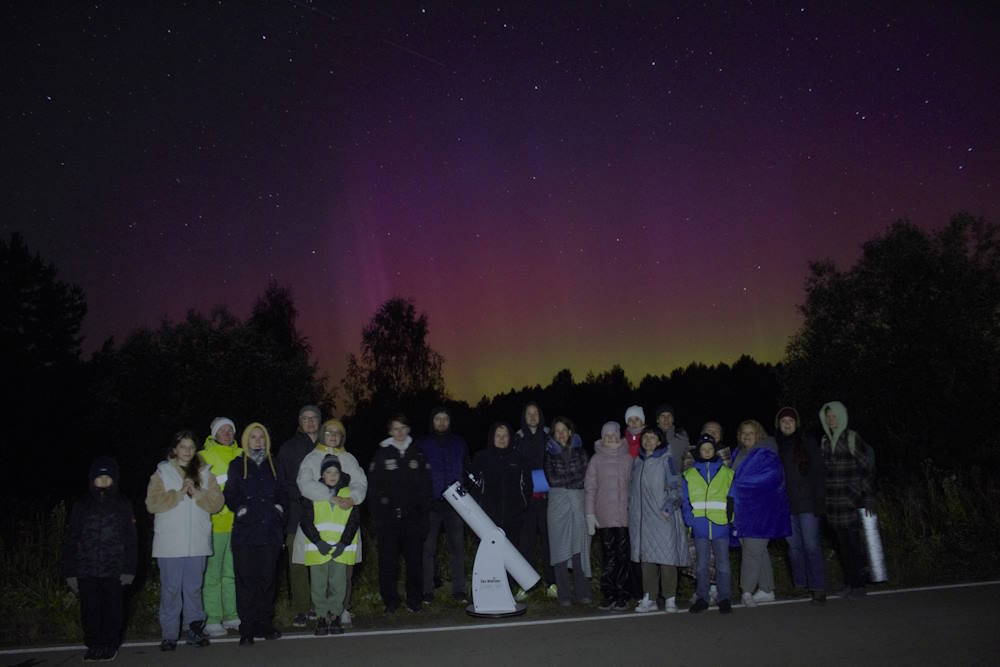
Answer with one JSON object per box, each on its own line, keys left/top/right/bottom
{"left": 741, "top": 591, "right": 757, "bottom": 608}
{"left": 515, "top": 587, "right": 528, "bottom": 602}
{"left": 546, "top": 584, "right": 558, "bottom": 598}
{"left": 339, "top": 609, "right": 353, "bottom": 628}
{"left": 634, "top": 595, "right": 657, "bottom": 613}
{"left": 752, "top": 590, "right": 775, "bottom": 603}
{"left": 203, "top": 623, "right": 226, "bottom": 638}
{"left": 221, "top": 618, "right": 241, "bottom": 631}
{"left": 708, "top": 584, "right": 718, "bottom": 606}
{"left": 663, "top": 596, "right": 679, "bottom": 613}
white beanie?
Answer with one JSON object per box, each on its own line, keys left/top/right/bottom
{"left": 624, "top": 405, "right": 645, "bottom": 424}
{"left": 210, "top": 417, "right": 236, "bottom": 439}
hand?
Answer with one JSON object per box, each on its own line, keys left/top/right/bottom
{"left": 662, "top": 510, "right": 671, "bottom": 520}
{"left": 181, "top": 479, "right": 195, "bottom": 497}
{"left": 586, "top": 514, "right": 597, "bottom": 536}
{"left": 317, "top": 541, "right": 333, "bottom": 555}
{"left": 331, "top": 542, "right": 346, "bottom": 558}
{"left": 236, "top": 506, "right": 248, "bottom": 518}
{"left": 274, "top": 504, "right": 284, "bottom": 514}
{"left": 334, "top": 496, "right": 355, "bottom": 510}
{"left": 66, "top": 577, "right": 79, "bottom": 593}
{"left": 120, "top": 574, "right": 135, "bottom": 586}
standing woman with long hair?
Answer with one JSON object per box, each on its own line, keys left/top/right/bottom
{"left": 224, "top": 423, "right": 287, "bottom": 645}
{"left": 146, "top": 430, "right": 224, "bottom": 651}
{"left": 544, "top": 416, "right": 592, "bottom": 606}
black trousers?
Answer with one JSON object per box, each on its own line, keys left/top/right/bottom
{"left": 79, "top": 577, "right": 123, "bottom": 649}
{"left": 598, "top": 527, "right": 631, "bottom": 604}
{"left": 232, "top": 544, "right": 281, "bottom": 637}
{"left": 519, "top": 496, "right": 555, "bottom": 585}
{"left": 376, "top": 516, "right": 424, "bottom": 609}
{"left": 833, "top": 525, "right": 868, "bottom": 587}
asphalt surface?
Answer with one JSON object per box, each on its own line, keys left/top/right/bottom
{"left": 3, "top": 582, "right": 998, "bottom": 666}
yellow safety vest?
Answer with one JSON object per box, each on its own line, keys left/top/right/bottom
{"left": 683, "top": 465, "right": 734, "bottom": 526}
{"left": 200, "top": 437, "right": 241, "bottom": 533}
{"left": 304, "top": 487, "right": 358, "bottom": 566}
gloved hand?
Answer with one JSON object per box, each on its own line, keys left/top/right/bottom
{"left": 331, "top": 541, "right": 346, "bottom": 558}
{"left": 66, "top": 577, "right": 79, "bottom": 593}
{"left": 317, "top": 541, "right": 334, "bottom": 555}
{"left": 586, "top": 514, "right": 598, "bottom": 536}
{"left": 726, "top": 497, "right": 734, "bottom": 524}
{"left": 274, "top": 504, "right": 284, "bottom": 514}
{"left": 120, "top": 574, "right": 135, "bottom": 586}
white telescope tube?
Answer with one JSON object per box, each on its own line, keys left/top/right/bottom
{"left": 859, "top": 510, "right": 888, "bottom": 583}
{"left": 443, "top": 481, "right": 540, "bottom": 592}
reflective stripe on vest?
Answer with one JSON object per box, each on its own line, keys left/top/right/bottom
{"left": 684, "top": 465, "right": 733, "bottom": 525}
{"left": 690, "top": 501, "right": 728, "bottom": 511}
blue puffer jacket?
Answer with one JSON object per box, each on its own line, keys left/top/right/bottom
{"left": 225, "top": 454, "right": 287, "bottom": 548}
{"left": 729, "top": 446, "right": 792, "bottom": 541}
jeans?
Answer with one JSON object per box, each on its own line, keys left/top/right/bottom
{"left": 157, "top": 556, "right": 207, "bottom": 641}
{"left": 694, "top": 538, "right": 731, "bottom": 602}
{"left": 786, "top": 512, "right": 826, "bottom": 591}
{"left": 422, "top": 503, "right": 466, "bottom": 595}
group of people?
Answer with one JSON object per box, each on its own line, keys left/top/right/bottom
{"left": 61, "top": 399, "right": 876, "bottom": 661}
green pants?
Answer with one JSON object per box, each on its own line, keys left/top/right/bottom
{"left": 203, "top": 531, "right": 237, "bottom": 623}
{"left": 309, "top": 560, "right": 348, "bottom": 618}
{"left": 285, "top": 533, "right": 311, "bottom": 612}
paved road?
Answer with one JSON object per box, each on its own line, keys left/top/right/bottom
{"left": 4, "top": 582, "right": 998, "bottom": 666}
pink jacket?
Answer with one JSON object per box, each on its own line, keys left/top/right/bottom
{"left": 584, "top": 440, "right": 632, "bottom": 527}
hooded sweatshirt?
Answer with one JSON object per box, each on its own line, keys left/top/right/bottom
{"left": 63, "top": 457, "right": 138, "bottom": 579}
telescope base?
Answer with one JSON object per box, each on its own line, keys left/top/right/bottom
{"left": 466, "top": 603, "right": 528, "bottom": 618}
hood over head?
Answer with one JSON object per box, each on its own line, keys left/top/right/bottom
{"left": 820, "top": 401, "right": 849, "bottom": 451}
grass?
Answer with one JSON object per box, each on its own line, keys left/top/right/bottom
{"left": 4, "top": 466, "right": 999, "bottom": 647}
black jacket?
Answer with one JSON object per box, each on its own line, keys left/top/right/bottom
{"left": 470, "top": 444, "right": 532, "bottom": 530}
{"left": 368, "top": 440, "right": 432, "bottom": 529}
{"left": 277, "top": 432, "right": 316, "bottom": 535}
{"left": 777, "top": 431, "right": 826, "bottom": 515}
{"left": 225, "top": 454, "right": 287, "bottom": 547}
{"left": 63, "top": 457, "right": 137, "bottom": 579}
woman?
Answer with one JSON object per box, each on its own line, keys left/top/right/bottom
{"left": 543, "top": 416, "right": 591, "bottom": 606}
{"left": 470, "top": 422, "right": 532, "bottom": 539}
{"left": 629, "top": 426, "right": 690, "bottom": 613}
{"left": 729, "top": 419, "right": 791, "bottom": 608}
{"left": 146, "top": 430, "right": 224, "bottom": 651}
{"left": 368, "top": 414, "right": 432, "bottom": 613}
{"left": 820, "top": 401, "right": 876, "bottom": 598}
{"left": 293, "top": 418, "right": 367, "bottom": 627}
{"left": 775, "top": 406, "right": 827, "bottom": 604}
{"left": 224, "top": 423, "right": 286, "bottom": 645}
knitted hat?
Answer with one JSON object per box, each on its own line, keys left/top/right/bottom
{"left": 774, "top": 406, "right": 800, "bottom": 430}
{"left": 624, "top": 405, "right": 645, "bottom": 423}
{"left": 601, "top": 421, "right": 621, "bottom": 438}
{"left": 695, "top": 433, "right": 718, "bottom": 461}
{"left": 320, "top": 454, "right": 342, "bottom": 476}
{"left": 299, "top": 404, "right": 321, "bottom": 419}
{"left": 210, "top": 417, "right": 236, "bottom": 439}
{"left": 654, "top": 403, "right": 674, "bottom": 419}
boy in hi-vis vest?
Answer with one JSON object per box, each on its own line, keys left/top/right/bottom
{"left": 299, "top": 455, "right": 360, "bottom": 635}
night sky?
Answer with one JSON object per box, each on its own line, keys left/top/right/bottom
{"left": 5, "top": 2, "right": 999, "bottom": 402}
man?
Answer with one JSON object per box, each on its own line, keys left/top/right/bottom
{"left": 416, "top": 406, "right": 470, "bottom": 603}
{"left": 199, "top": 417, "right": 242, "bottom": 637}
{"left": 654, "top": 403, "right": 690, "bottom": 475}
{"left": 513, "top": 401, "right": 556, "bottom": 598}
{"left": 276, "top": 404, "right": 322, "bottom": 626}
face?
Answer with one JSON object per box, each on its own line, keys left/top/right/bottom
{"left": 553, "top": 421, "right": 571, "bottom": 445}
{"left": 778, "top": 416, "right": 797, "bottom": 436}
{"left": 215, "top": 424, "right": 235, "bottom": 445}
{"left": 174, "top": 437, "right": 197, "bottom": 464}
{"left": 656, "top": 412, "right": 674, "bottom": 430}
{"left": 323, "top": 427, "right": 344, "bottom": 448}
{"left": 602, "top": 431, "right": 622, "bottom": 448}
{"left": 248, "top": 428, "right": 266, "bottom": 451}
{"left": 494, "top": 426, "right": 511, "bottom": 449}
{"left": 641, "top": 432, "right": 661, "bottom": 453}
{"left": 299, "top": 410, "right": 320, "bottom": 435}
{"left": 698, "top": 442, "right": 716, "bottom": 460}
{"left": 738, "top": 425, "right": 758, "bottom": 448}
{"left": 432, "top": 412, "right": 450, "bottom": 433}
{"left": 389, "top": 421, "right": 410, "bottom": 440}
{"left": 626, "top": 416, "right": 644, "bottom": 430}
{"left": 524, "top": 405, "right": 540, "bottom": 428}
{"left": 702, "top": 422, "right": 722, "bottom": 443}
{"left": 93, "top": 474, "right": 113, "bottom": 489}
{"left": 322, "top": 466, "right": 341, "bottom": 486}
{"left": 825, "top": 409, "right": 838, "bottom": 429}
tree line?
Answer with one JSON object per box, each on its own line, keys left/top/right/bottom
{"left": 3, "top": 213, "right": 998, "bottom": 509}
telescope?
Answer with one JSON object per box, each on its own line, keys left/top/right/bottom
{"left": 443, "top": 480, "right": 540, "bottom": 617}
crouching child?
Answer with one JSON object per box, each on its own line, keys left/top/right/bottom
{"left": 300, "top": 455, "right": 360, "bottom": 635}
{"left": 682, "top": 434, "right": 735, "bottom": 614}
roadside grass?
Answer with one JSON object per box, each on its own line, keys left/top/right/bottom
{"left": 4, "top": 466, "right": 999, "bottom": 647}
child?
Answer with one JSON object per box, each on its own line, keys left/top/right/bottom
{"left": 584, "top": 421, "right": 632, "bottom": 611}
{"left": 629, "top": 427, "right": 690, "bottom": 613}
{"left": 64, "top": 457, "right": 137, "bottom": 662}
{"left": 682, "top": 433, "right": 735, "bottom": 614}
{"left": 623, "top": 406, "right": 645, "bottom": 458}
{"left": 300, "top": 455, "right": 360, "bottom": 635}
